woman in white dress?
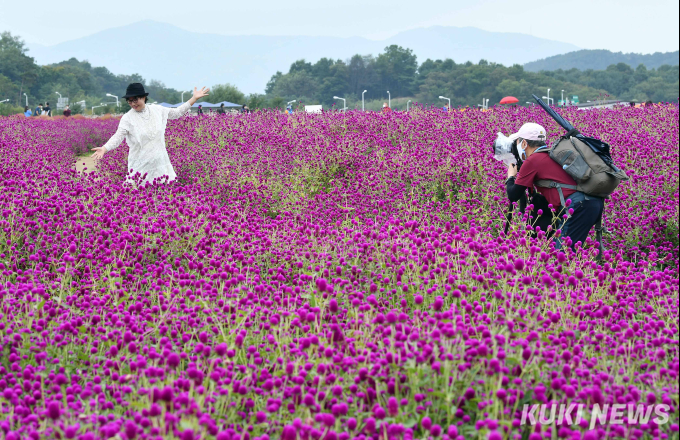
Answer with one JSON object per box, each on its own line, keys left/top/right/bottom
{"left": 92, "top": 83, "right": 209, "bottom": 184}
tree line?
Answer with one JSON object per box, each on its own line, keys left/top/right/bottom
{"left": 0, "top": 32, "right": 193, "bottom": 115}
{"left": 2, "top": 30, "right": 678, "bottom": 116}
{"left": 265, "top": 45, "right": 679, "bottom": 109}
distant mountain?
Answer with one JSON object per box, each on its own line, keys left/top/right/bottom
{"left": 524, "top": 49, "right": 679, "bottom": 72}
{"left": 26, "top": 21, "right": 579, "bottom": 94}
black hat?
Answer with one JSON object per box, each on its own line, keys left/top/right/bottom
{"left": 122, "top": 83, "right": 149, "bottom": 99}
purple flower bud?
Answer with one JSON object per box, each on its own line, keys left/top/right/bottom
{"left": 215, "top": 343, "right": 227, "bottom": 356}
{"left": 180, "top": 430, "right": 195, "bottom": 440}
{"left": 167, "top": 353, "right": 180, "bottom": 368}
{"left": 489, "top": 431, "right": 503, "bottom": 440}
{"left": 281, "top": 425, "right": 297, "bottom": 440}
{"left": 64, "top": 424, "right": 80, "bottom": 439}
{"left": 47, "top": 401, "right": 61, "bottom": 420}
{"left": 387, "top": 397, "right": 399, "bottom": 416}
{"left": 124, "top": 421, "right": 138, "bottom": 440}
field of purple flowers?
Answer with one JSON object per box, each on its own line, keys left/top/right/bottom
{"left": 0, "top": 105, "right": 678, "bottom": 440}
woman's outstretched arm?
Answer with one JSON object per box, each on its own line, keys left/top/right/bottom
{"left": 167, "top": 101, "right": 192, "bottom": 120}
{"left": 91, "top": 122, "right": 129, "bottom": 159}
{"left": 168, "top": 87, "right": 210, "bottom": 120}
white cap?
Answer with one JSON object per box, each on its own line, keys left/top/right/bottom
{"left": 509, "top": 123, "right": 547, "bottom": 142}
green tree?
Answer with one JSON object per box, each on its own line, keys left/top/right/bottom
{"left": 69, "top": 101, "right": 84, "bottom": 115}
{"left": 209, "top": 83, "right": 245, "bottom": 105}
{"left": 270, "top": 70, "right": 318, "bottom": 100}
{"left": 375, "top": 45, "right": 418, "bottom": 97}
{"left": 0, "top": 74, "right": 19, "bottom": 101}
{"left": 265, "top": 72, "right": 283, "bottom": 95}
{"left": 247, "top": 93, "right": 266, "bottom": 109}
{"left": 318, "top": 62, "right": 349, "bottom": 105}
{"left": 0, "top": 31, "right": 38, "bottom": 105}
{"left": 348, "top": 55, "right": 380, "bottom": 99}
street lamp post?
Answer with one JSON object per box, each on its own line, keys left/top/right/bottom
{"left": 438, "top": 95, "right": 451, "bottom": 110}
{"left": 362, "top": 90, "right": 367, "bottom": 111}
{"left": 23, "top": 93, "right": 28, "bottom": 107}
{"left": 287, "top": 100, "right": 296, "bottom": 107}
{"left": 181, "top": 91, "right": 191, "bottom": 103}
{"left": 333, "top": 96, "right": 346, "bottom": 112}
{"left": 561, "top": 90, "right": 564, "bottom": 106}
{"left": 542, "top": 96, "right": 554, "bottom": 105}
{"left": 0, "top": 99, "right": 9, "bottom": 104}
{"left": 92, "top": 104, "right": 104, "bottom": 115}
{"left": 485, "top": 98, "right": 490, "bottom": 110}
{"left": 547, "top": 89, "right": 551, "bottom": 106}
{"left": 55, "top": 91, "right": 62, "bottom": 99}
{"left": 407, "top": 99, "right": 412, "bottom": 112}
{"left": 106, "top": 93, "right": 119, "bottom": 107}
{"left": 386, "top": 91, "right": 390, "bottom": 108}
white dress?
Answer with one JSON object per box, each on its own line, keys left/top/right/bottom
{"left": 102, "top": 102, "right": 191, "bottom": 184}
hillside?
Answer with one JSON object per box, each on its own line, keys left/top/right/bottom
{"left": 525, "top": 49, "right": 679, "bottom": 72}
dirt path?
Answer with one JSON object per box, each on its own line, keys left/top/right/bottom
{"left": 74, "top": 154, "right": 97, "bottom": 175}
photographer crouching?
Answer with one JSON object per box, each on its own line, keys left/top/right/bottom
{"left": 501, "top": 123, "right": 604, "bottom": 250}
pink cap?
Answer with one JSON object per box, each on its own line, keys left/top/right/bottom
{"left": 509, "top": 123, "right": 547, "bottom": 142}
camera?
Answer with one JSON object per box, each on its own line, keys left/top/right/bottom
{"left": 493, "top": 133, "right": 520, "bottom": 168}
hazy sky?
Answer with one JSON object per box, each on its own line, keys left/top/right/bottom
{"left": 3, "top": 0, "right": 678, "bottom": 53}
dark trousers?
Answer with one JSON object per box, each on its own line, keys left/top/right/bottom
{"left": 556, "top": 192, "right": 604, "bottom": 250}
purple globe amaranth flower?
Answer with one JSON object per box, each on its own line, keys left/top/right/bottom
{"left": 47, "top": 401, "right": 61, "bottom": 420}
{"left": 387, "top": 397, "right": 399, "bottom": 416}
{"left": 167, "top": 353, "right": 181, "bottom": 368}
{"left": 464, "top": 388, "right": 476, "bottom": 400}
{"left": 124, "top": 421, "right": 138, "bottom": 440}
{"left": 281, "top": 426, "right": 297, "bottom": 440}
{"left": 364, "top": 417, "right": 376, "bottom": 433}
{"left": 64, "top": 424, "right": 80, "bottom": 439}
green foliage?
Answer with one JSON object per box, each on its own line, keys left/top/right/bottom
{"left": 0, "top": 31, "right": 183, "bottom": 109}
{"left": 525, "top": 49, "right": 679, "bottom": 72}
{"left": 264, "top": 45, "right": 679, "bottom": 108}
{"left": 375, "top": 45, "right": 418, "bottom": 97}
{"left": 246, "top": 93, "right": 267, "bottom": 109}
{"left": 0, "top": 102, "right": 23, "bottom": 116}
{"left": 0, "top": 31, "right": 38, "bottom": 102}
{"left": 69, "top": 101, "right": 84, "bottom": 115}
{"left": 203, "top": 83, "right": 245, "bottom": 105}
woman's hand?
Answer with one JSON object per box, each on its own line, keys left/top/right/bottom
{"left": 507, "top": 163, "right": 518, "bottom": 178}
{"left": 191, "top": 87, "right": 210, "bottom": 102}
{"left": 92, "top": 147, "right": 107, "bottom": 160}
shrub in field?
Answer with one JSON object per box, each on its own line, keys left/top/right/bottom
{"left": 0, "top": 106, "right": 677, "bottom": 439}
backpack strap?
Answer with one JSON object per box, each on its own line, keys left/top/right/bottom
{"left": 535, "top": 180, "right": 578, "bottom": 210}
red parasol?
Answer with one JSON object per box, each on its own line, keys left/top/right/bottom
{"left": 500, "top": 96, "right": 519, "bottom": 105}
